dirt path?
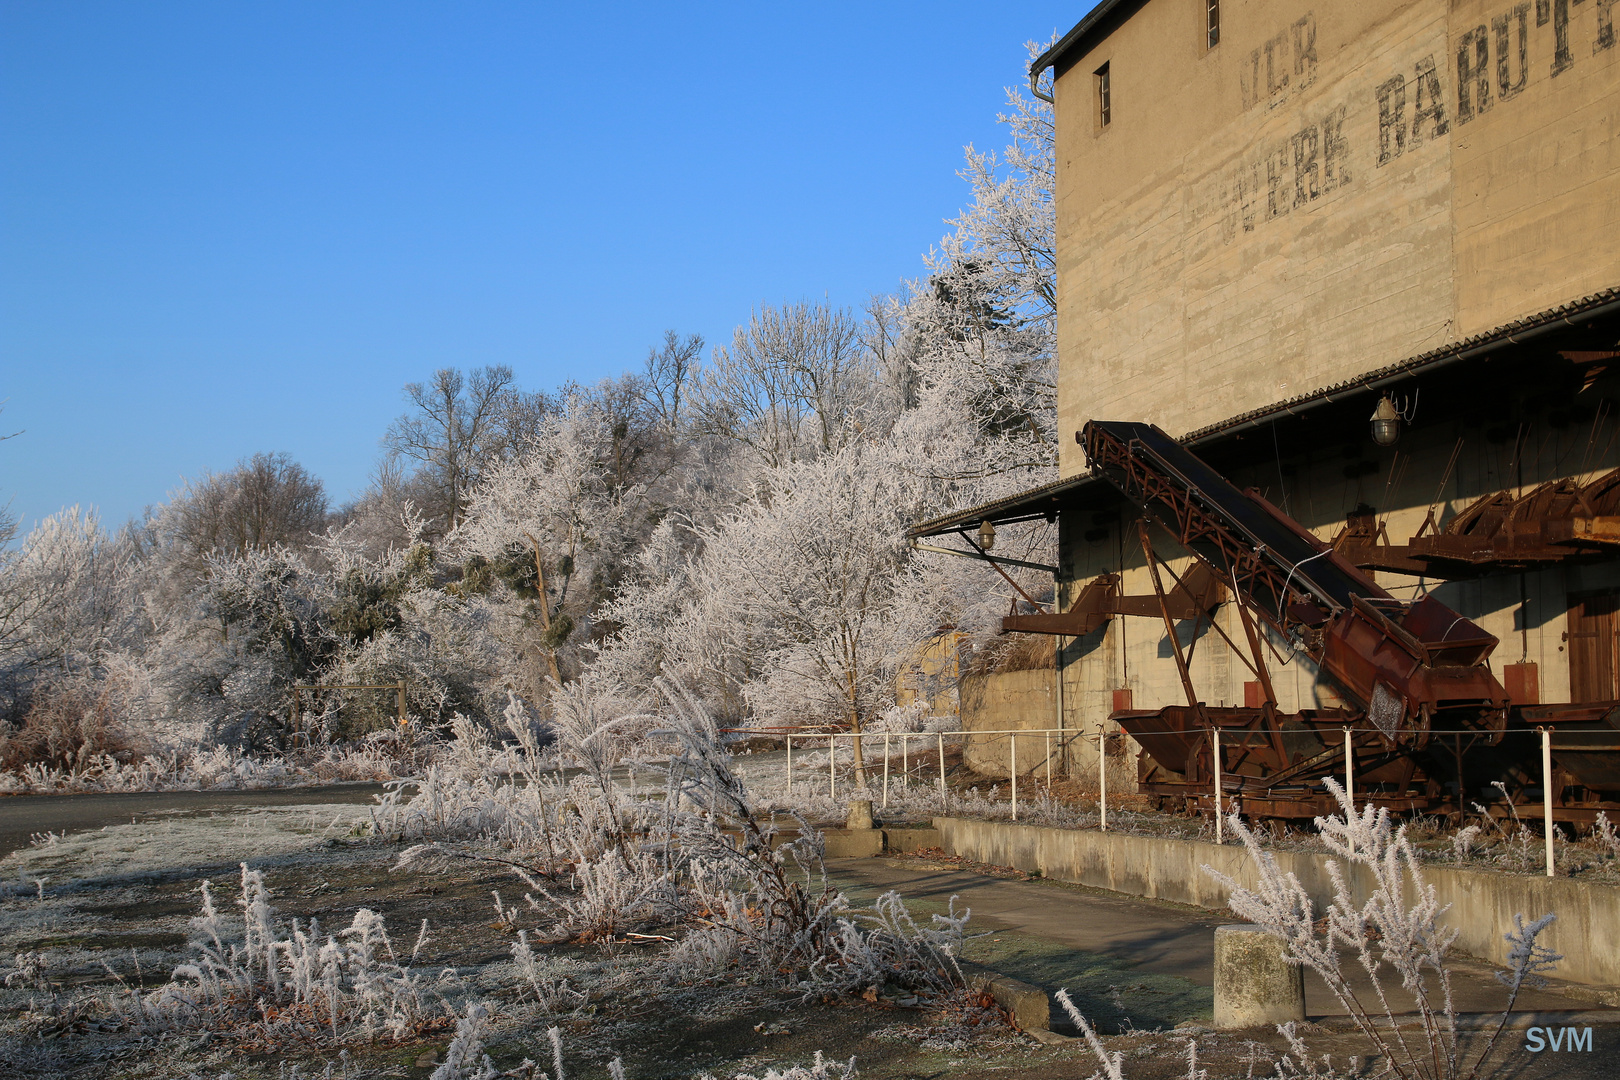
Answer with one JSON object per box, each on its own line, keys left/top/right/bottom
{"left": 0, "top": 782, "right": 389, "bottom": 861}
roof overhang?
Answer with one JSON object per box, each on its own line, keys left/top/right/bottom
{"left": 909, "top": 286, "right": 1620, "bottom": 546}
{"left": 1029, "top": 0, "right": 1137, "bottom": 87}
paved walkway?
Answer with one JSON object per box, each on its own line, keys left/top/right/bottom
{"left": 828, "top": 857, "right": 1608, "bottom": 1032}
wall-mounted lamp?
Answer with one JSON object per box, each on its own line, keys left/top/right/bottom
{"left": 1368, "top": 392, "right": 1417, "bottom": 446}
{"left": 977, "top": 519, "right": 997, "bottom": 550}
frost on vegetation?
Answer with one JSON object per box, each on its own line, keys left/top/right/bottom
{"left": 655, "top": 681, "right": 968, "bottom": 999}
{"left": 104, "top": 863, "right": 454, "bottom": 1045}
{"left": 1201, "top": 780, "right": 1560, "bottom": 1080}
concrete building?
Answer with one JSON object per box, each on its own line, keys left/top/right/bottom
{"left": 913, "top": 0, "right": 1620, "bottom": 814}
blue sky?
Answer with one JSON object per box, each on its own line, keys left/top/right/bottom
{"left": 2, "top": 1, "right": 1089, "bottom": 534}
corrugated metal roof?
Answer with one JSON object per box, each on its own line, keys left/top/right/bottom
{"left": 907, "top": 471, "right": 1107, "bottom": 539}
{"left": 1182, "top": 286, "right": 1620, "bottom": 444}
{"left": 909, "top": 286, "right": 1620, "bottom": 541}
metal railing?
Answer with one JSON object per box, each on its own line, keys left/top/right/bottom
{"left": 783, "top": 727, "right": 1130, "bottom": 824}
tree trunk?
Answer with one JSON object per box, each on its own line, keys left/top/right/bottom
{"left": 523, "top": 531, "right": 564, "bottom": 686}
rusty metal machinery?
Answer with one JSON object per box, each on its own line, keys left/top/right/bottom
{"left": 1335, "top": 465, "right": 1620, "bottom": 575}
{"left": 1049, "top": 420, "right": 1620, "bottom": 821}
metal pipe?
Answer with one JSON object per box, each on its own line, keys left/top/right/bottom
{"left": 1542, "top": 727, "right": 1556, "bottom": 877}
{"left": 1011, "top": 733, "right": 1018, "bottom": 820}
{"left": 1345, "top": 727, "right": 1354, "bottom": 813}
{"left": 1099, "top": 728, "right": 1108, "bottom": 832}
{"left": 1057, "top": 634, "right": 1068, "bottom": 778}
{"left": 883, "top": 734, "right": 891, "bottom": 809}
{"left": 911, "top": 541, "right": 1058, "bottom": 574}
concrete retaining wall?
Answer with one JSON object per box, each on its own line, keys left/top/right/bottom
{"left": 934, "top": 816, "right": 1620, "bottom": 990}
{"left": 960, "top": 668, "right": 1058, "bottom": 778}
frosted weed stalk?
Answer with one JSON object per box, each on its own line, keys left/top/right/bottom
{"left": 656, "top": 679, "right": 970, "bottom": 1000}
{"left": 104, "top": 864, "right": 455, "bottom": 1045}
{"left": 1202, "top": 780, "right": 1559, "bottom": 1080}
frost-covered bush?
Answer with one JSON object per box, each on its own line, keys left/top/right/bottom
{"left": 106, "top": 864, "right": 453, "bottom": 1044}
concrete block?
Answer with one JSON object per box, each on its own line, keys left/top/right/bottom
{"left": 846, "top": 799, "right": 874, "bottom": 831}
{"left": 932, "top": 816, "right": 1620, "bottom": 988}
{"left": 963, "top": 962, "right": 1050, "bottom": 1032}
{"left": 822, "top": 828, "right": 882, "bottom": 858}
{"left": 881, "top": 827, "right": 942, "bottom": 853}
{"left": 1212, "top": 924, "right": 1304, "bottom": 1030}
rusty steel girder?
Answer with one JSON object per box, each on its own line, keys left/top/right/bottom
{"left": 1081, "top": 420, "right": 1509, "bottom": 739}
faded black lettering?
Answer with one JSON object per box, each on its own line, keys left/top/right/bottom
{"left": 1495, "top": 4, "right": 1530, "bottom": 99}
{"left": 1238, "top": 160, "right": 1261, "bottom": 232}
{"left": 1266, "top": 142, "right": 1292, "bottom": 220}
{"left": 1377, "top": 76, "right": 1408, "bottom": 164}
{"left": 1322, "top": 105, "right": 1350, "bottom": 189}
{"left": 1411, "top": 55, "right": 1450, "bottom": 144}
{"left": 1292, "top": 13, "right": 1319, "bottom": 85}
{"left": 1456, "top": 25, "right": 1492, "bottom": 122}
{"left": 1293, "top": 126, "right": 1321, "bottom": 206}
{"left": 1551, "top": 0, "right": 1573, "bottom": 75}
{"left": 1265, "top": 31, "right": 1291, "bottom": 99}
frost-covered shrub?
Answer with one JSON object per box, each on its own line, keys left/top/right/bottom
{"left": 106, "top": 864, "right": 453, "bottom": 1044}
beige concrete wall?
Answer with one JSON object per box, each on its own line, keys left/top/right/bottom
{"left": 936, "top": 816, "right": 1620, "bottom": 989}
{"left": 1051, "top": 0, "right": 1620, "bottom": 471}
{"left": 960, "top": 667, "right": 1062, "bottom": 777}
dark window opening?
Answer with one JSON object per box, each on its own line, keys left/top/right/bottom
{"left": 1207, "top": 0, "right": 1220, "bottom": 49}
{"left": 1096, "top": 62, "right": 1111, "bottom": 127}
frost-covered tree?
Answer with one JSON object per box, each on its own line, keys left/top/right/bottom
{"left": 894, "top": 40, "right": 1058, "bottom": 481}
{"left": 691, "top": 302, "right": 875, "bottom": 470}
{"left": 384, "top": 366, "right": 546, "bottom": 531}
{"left": 454, "top": 396, "right": 647, "bottom": 697}
{"left": 0, "top": 508, "right": 139, "bottom": 719}
{"left": 164, "top": 452, "right": 329, "bottom": 561}
{"left": 605, "top": 444, "right": 947, "bottom": 782}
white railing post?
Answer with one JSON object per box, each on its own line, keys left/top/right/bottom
{"left": 938, "top": 731, "right": 947, "bottom": 809}
{"left": 1045, "top": 729, "right": 1053, "bottom": 787}
{"left": 1011, "top": 733, "right": 1018, "bottom": 820}
{"left": 1098, "top": 727, "right": 1108, "bottom": 832}
{"left": 830, "top": 734, "right": 836, "bottom": 801}
{"left": 901, "top": 733, "right": 908, "bottom": 789}
{"left": 882, "top": 734, "right": 891, "bottom": 808}
{"left": 1542, "top": 727, "right": 1556, "bottom": 877}
{"left": 1344, "top": 727, "right": 1354, "bottom": 813}
{"left": 785, "top": 734, "right": 792, "bottom": 797}
{"left": 1213, "top": 727, "right": 1223, "bottom": 845}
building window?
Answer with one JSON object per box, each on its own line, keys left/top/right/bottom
{"left": 1096, "top": 62, "right": 1111, "bottom": 128}
{"left": 1206, "top": 0, "right": 1220, "bottom": 49}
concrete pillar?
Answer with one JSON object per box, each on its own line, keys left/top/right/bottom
{"left": 1212, "top": 924, "right": 1305, "bottom": 1030}
{"left": 846, "top": 799, "right": 874, "bottom": 831}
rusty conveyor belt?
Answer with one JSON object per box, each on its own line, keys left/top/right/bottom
{"left": 1081, "top": 420, "right": 1509, "bottom": 740}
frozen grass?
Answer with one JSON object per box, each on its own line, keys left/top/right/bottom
{"left": 2, "top": 803, "right": 372, "bottom": 886}
{"left": 1205, "top": 780, "right": 1559, "bottom": 1080}
{"left": 104, "top": 864, "right": 455, "bottom": 1046}
{"left": 0, "top": 742, "right": 415, "bottom": 796}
